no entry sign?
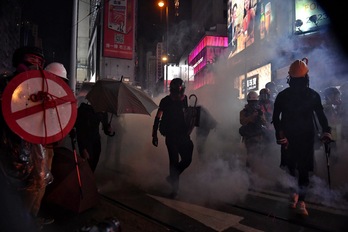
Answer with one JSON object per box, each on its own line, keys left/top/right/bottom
{"left": 1, "top": 70, "right": 77, "bottom": 145}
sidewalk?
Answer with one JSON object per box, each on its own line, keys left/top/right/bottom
{"left": 40, "top": 194, "right": 169, "bottom": 232}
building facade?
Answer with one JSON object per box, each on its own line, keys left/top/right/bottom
{"left": 186, "top": 0, "right": 346, "bottom": 99}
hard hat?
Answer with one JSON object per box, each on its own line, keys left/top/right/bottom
{"left": 45, "top": 62, "right": 68, "bottom": 80}
{"left": 12, "top": 46, "right": 45, "bottom": 68}
{"left": 170, "top": 78, "right": 185, "bottom": 94}
{"left": 247, "top": 91, "right": 258, "bottom": 101}
{"left": 323, "top": 86, "right": 341, "bottom": 102}
{"left": 259, "top": 88, "right": 270, "bottom": 100}
{"left": 288, "top": 58, "right": 309, "bottom": 78}
{"left": 324, "top": 86, "right": 340, "bottom": 97}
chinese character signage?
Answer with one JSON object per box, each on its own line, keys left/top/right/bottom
{"left": 295, "top": 0, "right": 329, "bottom": 34}
{"left": 242, "top": 74, "right": 259, "bottom": 94}
{"left": 227, "top": 0, "right": 273, "bottom": 59}
{"left": 103, "top": 0, "right": 134, "bottom": 59}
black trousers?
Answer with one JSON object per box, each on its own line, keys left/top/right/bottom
{"left": 165, "top": 134, "right": 194, "bottom": 183}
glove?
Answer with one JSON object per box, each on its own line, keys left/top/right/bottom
{"left": 320, "top": 132, "right": 333, "bottom": 144}
{"left": 277, "top": 137, "right": 288, "bottom": 149}
{"left": 152, "top": 137, "right": 158, "bottom": 147}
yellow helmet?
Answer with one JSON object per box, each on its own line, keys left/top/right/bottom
{"left": 288, "top": 58, "right": 309, "bottom": 78}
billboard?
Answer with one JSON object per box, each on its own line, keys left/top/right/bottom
{"left": 294, "top": 0, "right": 329, "bottom": 34}
{"left": 188, "top": 36, "right": 228, "bottom": 74}
{"left": 227, "top": 0, "right": 273, "bottom": 59}
{"left": 238, "top": 63, "right": 271, "bottom": 99}
{"left": 103, "top": 0, "right": 134, "bottom": 59}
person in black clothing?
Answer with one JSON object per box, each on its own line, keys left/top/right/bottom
{"left": 152, "top": 78, "right": 194, "bottom": 198}
{"left": 272, "top": 58, "right": 332, "bottom": 216}
{"left": 0, "top": 46, "right": 53, "bottom": 230}
{"left": 239, "top": 91, "right": 267, "bottom": 169}
{"left": 75, "top": 102, "right": 114, "bottom": 172}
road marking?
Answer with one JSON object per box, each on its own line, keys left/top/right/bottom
{"left": 148, "top": 194, "right": 264, "bottom": 232}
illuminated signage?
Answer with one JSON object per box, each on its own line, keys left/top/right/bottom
{"left": 188, "top": 36, "right": 228, "bottom": 63}
{"left": 192, "top": 57, "right": 203, "bottom": 69}
{"left": 227, "top": 0, "right": 273, "bottom": 59}
{"left": 239, "top": 63, "right": 271, "bottom": 98}
{"left": 188, "top": 35, "right": 228, "bottom": 75}
{"left": 242, "top": 74, "right": 259, "bottom": 93}
{"left": 103, "top": 0, "right": 134, "bottom": 59}
{"left": 294, "top": 0, "right": 329, "bottom": 34}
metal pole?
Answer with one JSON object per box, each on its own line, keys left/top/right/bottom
{"left": 70, "top": 0, "right": 78, "bottom": 94}
{"left": 165, "top": 2, "right": 169, "bottom": 93}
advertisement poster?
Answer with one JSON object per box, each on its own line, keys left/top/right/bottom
{"left": 103, "top": 0, "right": 134, "bottom": 59}
{"left": 227, "top": 0, "right": 272, "bottom": 59}
{"left": 227, "top": 0, "right": 257, "bottom": 58}
{"left": 295, "top": 0, "right": 329, "bottom": 34}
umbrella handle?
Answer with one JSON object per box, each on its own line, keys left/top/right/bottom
{"left": 109, "top": 113, "right": 113, "bottom": 124}
{"left": 189, "top": 94, "right": 198, "bottom": 107}
{"left": 70, "top": 128, "right": 83, "bottom": 199}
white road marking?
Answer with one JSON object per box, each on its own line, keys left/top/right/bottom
{"left": 148, "top": 194, "right": 264, "bottom": 232}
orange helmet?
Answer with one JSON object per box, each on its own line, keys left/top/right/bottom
{"left": 288, "top": 58, "right": 309, "bottom": 78}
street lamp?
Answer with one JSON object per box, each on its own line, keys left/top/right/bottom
{"left": 158, "top": 0, "right": 169, "bottom": 92}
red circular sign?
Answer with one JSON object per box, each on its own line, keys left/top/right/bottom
{"left": 1, "top": 70, "right": 77, "bottom": 145}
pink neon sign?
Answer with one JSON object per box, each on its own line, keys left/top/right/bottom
{"left": 189, "top": 36, "right": 228, "bottom": 63}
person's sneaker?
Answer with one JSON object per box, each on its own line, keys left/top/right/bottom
{"left": 296, "top": 201, "right": 309, "bottom": 216}
{"left": 289, "top": 193, "right": 299, "bottom": 209}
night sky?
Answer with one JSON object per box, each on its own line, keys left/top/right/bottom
{"left": 21, "top": 0, "right": 165, "bottom": 71}
{"left": 21, "top": 0, "right": 73, "bottom": 69}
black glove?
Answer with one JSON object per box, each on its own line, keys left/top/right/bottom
{"left": 152, "top": 136, "right": 158, "bottom": 147}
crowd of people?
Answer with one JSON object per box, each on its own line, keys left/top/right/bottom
{"left": 1, "top": 45, "right": 346, "bottom": 232}
{"left": 237, "top": 58, "right": 348, "bottom": 216}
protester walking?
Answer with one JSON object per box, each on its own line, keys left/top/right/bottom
{"left": 152, "top": 78, "right": 194, "bottom": 198}
{"left": 265, "top": 81, "right": 278, "bottom": 102}
{"left": 239, "top": 91, "right": 268, "bottom": 170}
{"left": 75, "top": 103, "right": 115, "bottom": 172}
{"left": 322, "top": 86, "right": 342, "bottom": 141}
{"left": 272, "top": 58, "right": 332, "bottom": 216}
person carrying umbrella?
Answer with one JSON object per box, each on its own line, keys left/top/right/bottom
{"left": 272, "top": 58, "right": 332, "bottom": 216}
{"left": 75, "top": 103, "right": 115, "bottom": 173}
{"left": 152, "top": 78, "right": 194, "bottom": 198}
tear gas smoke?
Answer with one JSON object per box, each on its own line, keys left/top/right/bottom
{"left": 96, "top": 21, "right": 348, "bottom": 210}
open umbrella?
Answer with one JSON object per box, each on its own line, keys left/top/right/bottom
{"left": 86, "top": 78, "right": 158, "bottom": 116}
{"left": 43, "top": 147, "right": 99, "bottom": 213}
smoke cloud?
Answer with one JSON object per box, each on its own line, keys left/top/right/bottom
{"left": 96, "top": 20, "right": 348, "bottom": 211}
